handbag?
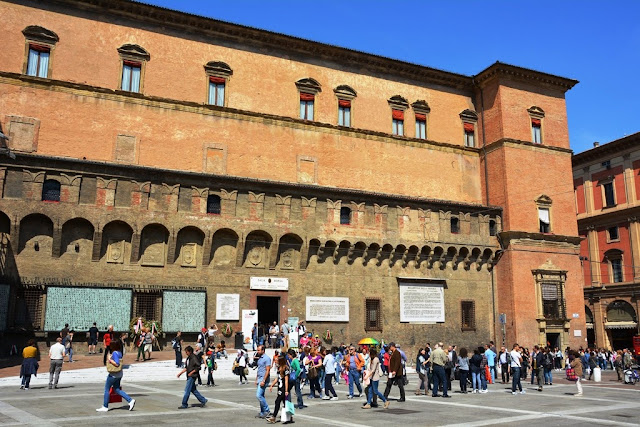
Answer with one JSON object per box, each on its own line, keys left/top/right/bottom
{"left": 244, "top": 367, "right": 249, "bottom": 376}
{"left": 108, "top": 386, "right": 122, "bottom": 403}
{"left": 308, "top": 366, "right": 318, "bottom": 379}
{"left": 566, "top": 367, "right": 578, "bottom": 381}
{"left": 106, "top": 358, "right": 122, "bottom": 374}
{"left": 285, "top": 400, "right": 296, "bottom": 415}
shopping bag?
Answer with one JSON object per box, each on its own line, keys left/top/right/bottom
{"left": 108, "top": 387, "right": 122, "bottom": 403}
{"left": 566, "top": 367, "right": 578, "bottom": 381}
{"left": 485, "top": 365, "right": 493, "bottom": 384}
{"left": 285, "top": 400, "right": 296, "bottom": 415}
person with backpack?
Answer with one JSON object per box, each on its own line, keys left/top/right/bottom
{"left": 172, "top": 331, "right": 183, "bottom": 368}
{"left": 205, "top": 352, "right": 216, "bottom": 387}
{"left": 177, "top": 346, "right": 207, "bottom": 409}
{"left": 344, "top": 346, "right": 365, "bottom": 398}
{"left": 543, "top": 347, "right": 554, "bottom": 385}
{"left": 236, "top": 349, "right": 248, "bottom": 384}
{"left": 587, "top": 350, "right": 598, "bottom": 381}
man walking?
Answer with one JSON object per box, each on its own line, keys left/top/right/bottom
{"left": 510, "top": 343, "right": 524, "bottom": 395}
{"left": 345, "top": 346, "right": 364, "bottom": 398}
{"left": 383, "top": 342, "right": 406, "bottom": 402}
{"left": 269, "top": 322, "right": 279, "bottom": 349}
{"left": 281, "top": 321, "right": 290, "bottom": 348}
{"left": 255, "top": 345, "right": 271, "bottom": 418}
{"left": 499, "top": 346, "right": 510, "bottom": 383}
{"left": 484, "top": 344, "right": 496, "bottom": 383}
{"left": 430, "top": 343, "right": 450, "bottom": 398}
{"left": 48, "top": 337, "right": 65, "bottom": 389}
{"left": 177, "top": 346, "right": 207, "bottom": 409}
{"left": 533, "top": 345, "right": 544, "bottom": 391}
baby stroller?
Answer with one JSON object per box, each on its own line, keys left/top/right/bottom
{"left": 623, "top": 366, "right": 639, "bottom": 385}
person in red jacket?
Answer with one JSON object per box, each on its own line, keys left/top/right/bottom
{"left": 103, "top": 325, "right": 114, "bottom": 366}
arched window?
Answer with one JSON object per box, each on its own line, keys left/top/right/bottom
{"left": 340, "top": 206, "right": 351, "bottom": 225}
{"left": 42, "top": 179, "right": 60, "bottom": 202}
{"left": 207, "top": 194, "right": 221, "bottom": 215}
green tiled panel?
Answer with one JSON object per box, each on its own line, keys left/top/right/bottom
{"left": 162, "top": 291, "right": 206, "bottom": 332}
{"left": 0, "top": 285, "right": 9, "bottom": 331}
{"left": 44, "top": 287, "right": 132, "bottom": 331}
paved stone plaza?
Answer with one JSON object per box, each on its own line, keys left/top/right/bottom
{"left": 1, "top": 357, "right": 639, "bottom": 427}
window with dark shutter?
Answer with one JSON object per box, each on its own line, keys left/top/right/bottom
{"left": 450, "top": 217, "right": 460, "bottom": 234}
{"left": 365, "top": 298, "right": 381, "bottom": 331}
{"left": 461, "top": 300, "right": 475, "bottom": 331}
{"left": 207, "top": 194, "right": 221, "bottom": 215}
{"left": 42, "top": 179, "right": 60, "bottom": 202}
{"left": 541, "top": 283, "right": 565, "bottom": 319}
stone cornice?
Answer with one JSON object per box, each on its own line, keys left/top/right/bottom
{"left": 0, "top": 153, "right": 503, "bottom": 215}
{"left": 577, "top": 205, "right": 640, "bottom": 229}
{"left": 572, "top": 132, "right": 640, "bottom": 167}
{"left": 474, "top": 62, "right": 578, "bottom": 92}
{"left": 499, "top": 230, "right": 583, "bottom": 248}
{"left": 482, "top": 138, "right": 573, "bottom": 156}
{"left": 44, "top": 0, "right": 473, "bottom": 90}
{"left": 0, "top": 71, "right": 480, "bottom": 157}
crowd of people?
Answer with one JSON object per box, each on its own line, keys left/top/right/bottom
{"left": 15, "top": 321, "right": 640, "bottom": 420}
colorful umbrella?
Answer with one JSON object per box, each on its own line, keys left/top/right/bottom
{"left": 358, "top": 337, "right": 379, "bottom": 345}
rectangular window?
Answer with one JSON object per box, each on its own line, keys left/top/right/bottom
{"left": 489, "top": 220, "right": 497, "bottom": 236}
{"left": 415, "top": 113, "right": 426, "bottom": 139}
{"left": 603, "top": 182, "right": 616, "bottom": 207}
{"left": 121, "top": 60, "right": 141, "bottom": 92}
{"left": 300, "top": 93, "right": 314, "bottom": 120}
{"left": 450, "top": 217, "right": 460, "bottom": 234}
{"left": 608, "top": 226, "right": 619, "bottom": 241}
{"left": 340, "top": 207, "right": 351, "bottom": 225}
{"left": 338, "top": 99, "right": 351, "bottom": 127}
{"left": 532, "top": 118, "right": 542, "bottom": 144}
{"left": 611, "top": 258, "right": 623, "bottom": 283}
{"left": 463, "top": 122, "right": 475, "bottom": 147}
{"left": 26, "top": 45, "right": 50, "bottom": 78}
{"left": 541, "top": 283, "right": 564, "bottom": 319}
{"left": 365, "top": 298, "right": 381, "bottom": 331}
{"left": 392, "top": 109, "right": 404, "bottom": 136}
{"left": 134, "top": 291, "right": 161, "bottom": 320}
{"left": 461, "top": 300, "right": 476, "bottom": 331}
{"left": 208, "top": 76, "right": 225, "bottom": 106}
{"left": 538, "top": 208, "right": 550, "bottom": 233}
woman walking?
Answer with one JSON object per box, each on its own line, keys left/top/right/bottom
{"left": 457, "top": 348, "right": 469, "bottom": 394}
{"left": 415, "top": 348, "right": 427, "bottom": 395}
{"left": 304, "top": 347, "right": 322, "bottom": 398}
{"left": 20, "top": 339, "right": 39, "bottom": 390}
{"left": 268, "top": 354, "right": 293, "bottom": 424}
{"left": 569, "top": 351, "right": 583, "bottom": 396}
{"left": 322, "top": 347, "right": 338, "bottom": 400}
{"left": 362, "top": 348, "right": 389, "bottom": 409}
{"left": 236, "top": 349, "right": 248, "bottom": 384}
{"left": 96, "top": 341, "right": 135, "bottom": 412}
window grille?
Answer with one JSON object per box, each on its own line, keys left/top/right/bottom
{"left": 365, "top": 298, "right": 381, "bottom": 331}
{"left": 461, "top": 300, "right": 476, "bottom": 331}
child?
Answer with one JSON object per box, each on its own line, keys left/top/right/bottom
{"left": 206, "top": 353, "right": 215, "bottom": 387}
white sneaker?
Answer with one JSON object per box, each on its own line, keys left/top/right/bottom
{"left": 520, "top": 390, "right": 526, "bottom": 394}
{"left": 129, "top": 399, "right": 136, "bottom": 411}
{"left": 512, "top": 392, "right": 517, "bottom": 395}
{"left": 96, "top": 406, "right": 109, "bottom": 412}
{"left": 322, "top": 396, "right": 330, "bottom": 400}
{"left": 330, "top": 396, "right": 338, "bottom": 401}
{"left": 575, "top": 392, "right": 583, "bottom": 397}
{"left": 473, "top": 389, "right": 478, "bottom": 393}
{"left": 480, "top": 389, "right": 488, "bottom": 394}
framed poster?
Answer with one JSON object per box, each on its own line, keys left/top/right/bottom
{"left": 216, "top": 294, "right": 240, "bottom": 320}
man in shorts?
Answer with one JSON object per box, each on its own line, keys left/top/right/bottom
{"left": 143, "top": 327, "right": 154, "bottom": 360}
{"left": 88, "top": 322, "right": 99, "bottom": 354}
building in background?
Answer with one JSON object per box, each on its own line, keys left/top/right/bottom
{"left": 573, "top": 133, "right": 640, "bottom": 350}
{"left": 0, "top": 0, "right": 585, "bottom": 352}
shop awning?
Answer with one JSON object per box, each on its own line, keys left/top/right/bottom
{"left": 604, "top": 321, "right": 638, "bottom": 330}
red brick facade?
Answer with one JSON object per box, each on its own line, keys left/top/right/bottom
{"left": 0, "top": 0, "right": 585, "bottom": 351}
{"left": 573, "top": 133, "right": 640, "bottom": 350}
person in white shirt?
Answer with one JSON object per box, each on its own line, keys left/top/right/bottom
{"left": 510, "top": 344, "right": 524, "bottom": 395}
{"left": 322, "top": 347, "right": 338, "bottom": 400}
{"left": 269, "top": 322, "right": 280, "bottom": 349}
{"left": 48, "top": 337, "right": 66, "bottom": 389}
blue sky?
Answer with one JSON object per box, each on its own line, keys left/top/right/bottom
{"left": 141, "top": 0, "right": 640, "bottom": 154}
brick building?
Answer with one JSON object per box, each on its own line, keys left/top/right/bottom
{"left": 573, "top": 133, "right": 640, "bottom": 350}
{"left": 0, "top": 0, "right": 585, "bottom": 352}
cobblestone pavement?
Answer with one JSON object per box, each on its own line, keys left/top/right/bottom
{"left": 1, "top": 363, "right": 640, "bottom": 426}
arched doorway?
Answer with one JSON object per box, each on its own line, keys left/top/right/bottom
{"left": 606, "top": 300, "right": 637, "bottom": 350}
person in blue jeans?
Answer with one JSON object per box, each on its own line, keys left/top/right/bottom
{"left": 177, "top": 346, "right": 207, "bottom": 409}
{"left": 96, "top": 341, "right": 135, "bottom": 412}
{"left": 345, "top": 346, "right": 364, "bottom": 398}
{"left": 254, "top": 345, "right": 272, "bottom": 418}
{"left": 362, "top": 349, "right": 389, "bottom": 409}
{"left": 510, "top": 344, "right": 524, "bottom": 395}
